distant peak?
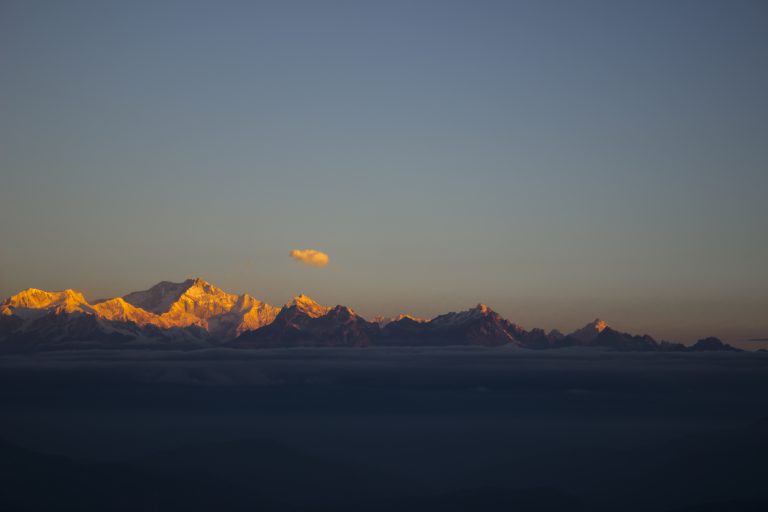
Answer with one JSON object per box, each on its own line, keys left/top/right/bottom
{"left": 122, "top": 278, "right": 231, "bottom": 314}
{"left": 4, "top": 287, "right": 88, "bottom": 309}
{"left": 474, "top": 303, "right": 491, "bottom": 314}
{"left": 465, "top": 303, "right": 496, "bottom": 318}
{"left": 374, "top": 313, "right": 427, "bottom": 326}
{"left": 568, "top": 318, "right": 610, "bottom": 343}
{"left": 97, "top": 296, "right": 129, "bottom": 305}
{"left": 690, "top": 337, "right": 741, "bottom": 352}
{"left": 185, "top": 277, "right": 212, "bottom": 288}
{"left": 398, "top": 313, "right": 426, "bottom": 322}
{"left": 287, "top": 294, "right": 330, "bottom": 317}
{"left": 234, "top": 293, "right": 260, "bottom": 307}
{"left": 179, "top": 278, "right": 233, "bottom": 298}
{"left": 329, "top": 304, "right": 357, "bottom": 316}
{"left": 290, "top": 293, "right": 315, "bottom": 304}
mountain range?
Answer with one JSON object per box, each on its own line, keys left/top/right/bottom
{"left": 0, "top": 277, "right": 741, "bottom": 352}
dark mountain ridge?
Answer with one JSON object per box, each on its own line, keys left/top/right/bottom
{"left": 0, "top": 278, "right": 743, "bottom": 352}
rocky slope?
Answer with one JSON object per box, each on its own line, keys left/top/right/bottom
{"left": 232, "top": 295, "right": 377, "bottom": 347}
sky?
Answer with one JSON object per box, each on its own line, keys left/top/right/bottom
{"left": 1, "top": 0, "right": 767, "bottom": 343}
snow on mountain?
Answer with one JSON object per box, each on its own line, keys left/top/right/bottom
{"left": 373, "top": 314, "right": 428, "bottom": 327}
{"left": 91, "top": 297, "right": 166, "bottom": 327}
{"left": 556, "top": 321, "right": 661, "bottom": 351}
{"left": 0, "top": 278, "right": 281, "bottom": 343}
{"left": 429, "top": 303, "right": 494, "bottom": 327}
{"left": 118, "top": 278, "right": 280, "bottom": 337}
{"left": 207, "top": 293, "right": 281, "bottom": 338}
{"left": 379, "top": 303, "right": 522, "bottom": 346}
{"left": 0, "top": 279, "right": 746, "bottom": 352}
{"left": 285, "top": 294, "right": 331, "bottom": 318}
{"left": 121, "top": 280, "right": 197, "bottom": 314}
{"left": 233, "top": 298, "right": 377, "bottom": 347}
{"left": 123, "top": 278, "right": 238, "bottom": 328}
{"left": 568, "top": 318, "right": 609, "bottom": 343}
{"left": 1, "top": 288, "right": 94, "bottom": 320}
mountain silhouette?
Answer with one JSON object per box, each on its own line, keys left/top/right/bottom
{"left": 0, "top": 278, "right": 744, "bottom": 352}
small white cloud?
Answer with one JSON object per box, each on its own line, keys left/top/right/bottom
{"left": 290, "top": 248, "right": 329, "bottom": 267}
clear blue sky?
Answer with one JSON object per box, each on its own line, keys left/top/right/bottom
{"left": 1, "top": 0, "right": 766, "bottom": 342}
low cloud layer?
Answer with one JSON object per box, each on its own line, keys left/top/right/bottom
{"left": 290, "top": 249, "right": 329, "bottom": 267}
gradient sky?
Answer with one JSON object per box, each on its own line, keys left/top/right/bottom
{"left": 1, "top": 0, "right": 767, "bottom": 343}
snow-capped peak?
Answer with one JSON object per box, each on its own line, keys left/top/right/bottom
{"left": 287, "top": 294, "right": 330, "bottom": 318}
{"left": 2, "top": 288, "right": 91, "bottom": 313}
{"left": 119, "top": 278, "right": 275, "bottom": 332}
{"left": 430, "top": 303, "right": 498, "bottom": 327}
{"left": 373, "top": 314, "right": 428, "bottom": 326}
{"left": 122, "top": 280, "right": 195, "bottom": 314}
{"left": 91, "top": 297, "right": 164, "bottom": 327}
{"left": 569, "top": 318, "right": 609, "bottom": 343}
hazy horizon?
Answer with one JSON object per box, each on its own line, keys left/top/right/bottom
{"left": 2, "top": 0, "right": 767, "bottom": 344}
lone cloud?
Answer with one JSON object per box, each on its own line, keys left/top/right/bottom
{"left": 290, "top": 249, "right": 329, "bottom": 267}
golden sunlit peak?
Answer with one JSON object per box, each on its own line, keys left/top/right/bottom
{"left": 234, "top": 293, "right": 262, "bottom": 308}
{"left": 5, "top": 288, "right": 88, "bottom": 309}
{"left": 186, "top": 277, "right": 212, "bottom": 287}
{"left": 289, "top": 294, "right": 319, "bottom": 308}
{"left": 569, "top": 318, "right": 611, "bottom": 343}
{"left": 288, "top": 294, "right": 330, "bottom": 317}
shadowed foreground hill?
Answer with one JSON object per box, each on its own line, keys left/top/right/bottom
{"left": 5, "top": 435, "right": 766, "bottom": 512}
{"left": 332, "top": 487, "right": 585, "bottom": 512}
{"left": 1, "top": 349, "right": 767, "bottom": 511}
{"left": 0, "top": 440, "right": 275, "bottom": 512}
{"left": 0, "top": 439, "right": 587, "bottom": 512}
{"left": 140, "top": 438, "right": 415, "bottom": 506}
{"left": 665, "top": 502, "right": 768, "bottom": 512}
